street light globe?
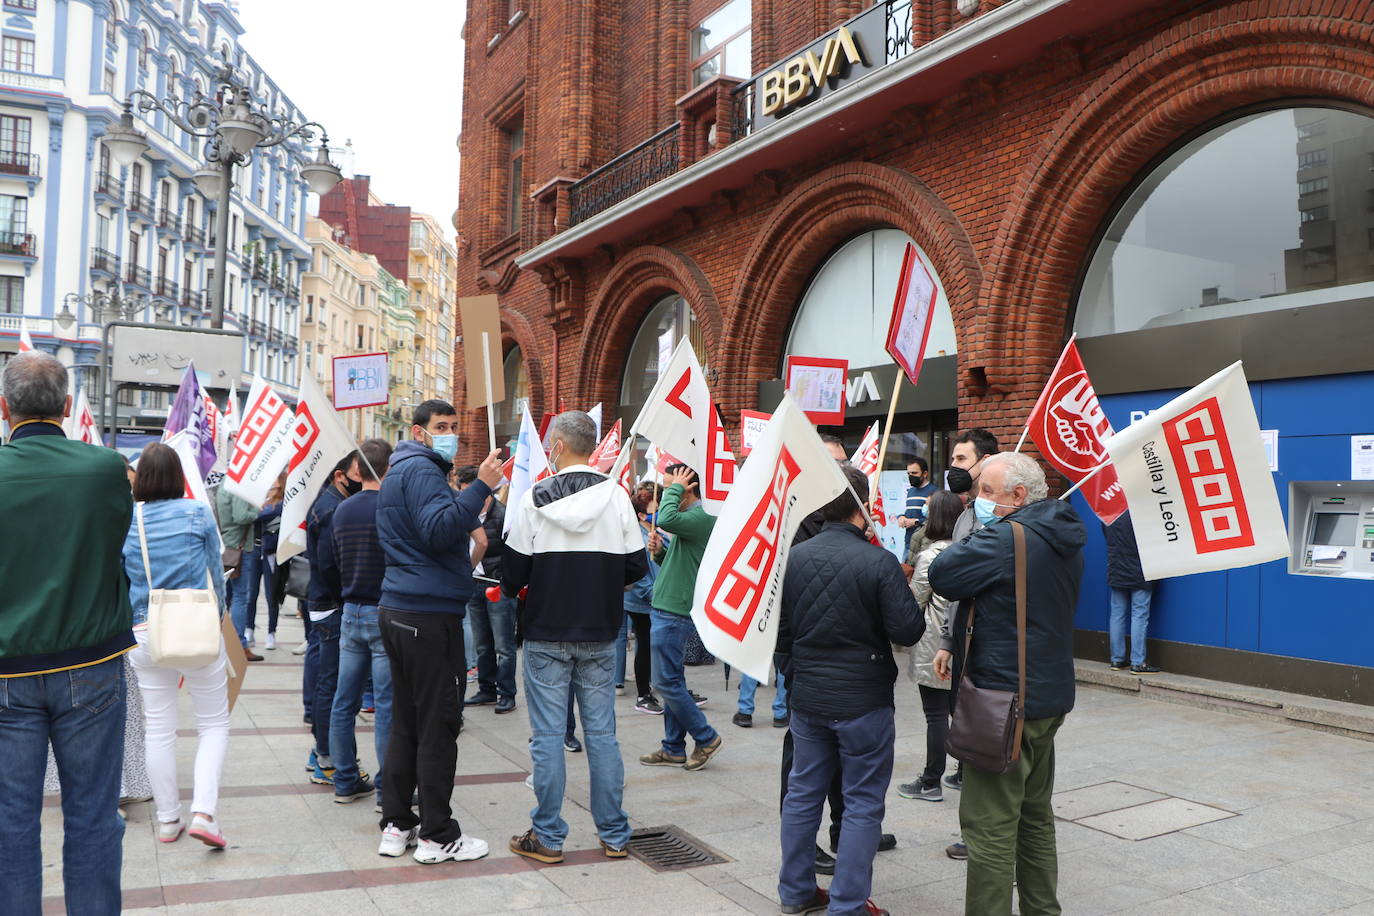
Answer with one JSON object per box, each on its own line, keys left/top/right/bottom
{"left": 193, "top": 164, "right": 224, "bottom": 199}
{"left": 217, "top": 114, "right": 267, "bottom": 158}
{"left": 300, "top": 145, "right": 344, "bottom": 197}
{"left": 103, "top": 109, "right": 150, "bottom": 168}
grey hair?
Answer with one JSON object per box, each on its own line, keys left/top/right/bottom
{"left": 2, "top": 352, "right": 68, "bottom": 420}
{"left": 550, "top": 410, "right": 598, "bottom": 456}
{"left": 983, "top": 452, "right": 1049, "bottom": 502}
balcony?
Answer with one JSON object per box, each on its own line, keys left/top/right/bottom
{"left": 269, "top": 272, "right": 284, "bottom": 292}
{"left": 250, "top": 259, "right": 269, "bottom": 285}
{"left": 128, "top": 191, "right": 156, "bottom": 223}
{"left": 183, "top": 224, "right": 207, "bottom": 249}
{"left": 284, "top": 281, "right": 300, "bottom": 302}
{"left": 0, "top": 230, "right": 36, "bottom": 258}
{"left": 156, "top": 208, "right": 182, "bottom": 237}
{"left": 268, "top": 327, "right": 284, "bottom": 346}
{"left": 125, "top": 264, "right": 152, "bottom": 291}
{"left": 567, "top": 124, "right": 680, "bottom": 227}
{"left": 0, "top": 149, "right": 41, "bottom": 194}
{"left": 154, "top": 277, "right": 180, "bottom": 302}
{"left": 249, "top": 318, "right": 267, "bottom": 338}
{"left": 94, "top": 170, "right": 124, "bottom": 205}
{"left": 89, "top": 247, "right": 120, "bottom": 277}
{"left": 4, "top": 0, "right": 38, "bottom": 10}
{"left": 181, "top": 289, "right": 205, "bottom": 313}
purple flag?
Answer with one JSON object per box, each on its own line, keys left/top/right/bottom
{"left": 164, "top": 363, "right": 216, "bottom": 478}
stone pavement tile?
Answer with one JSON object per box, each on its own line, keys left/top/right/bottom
{"left": 878, "top": 872, "right": 967, "bottom": 916}
{"left": 1182, "top": 797, "right": 1355, "bottom": 850}
{"left": 1113, "top": 897, "right": 1235, "bottom": 916}
{"left": 1245, "top": 818, "right": 1374, "bottom": 866}
{"left": 152, "top": 840, "right": 349, "bottom": 885}
{"left": 1067, "top": 829, "right": 1286, "bottom": 895}
{"left": 1301, "top": 841, "right": 1374, "bottom": 891}
{"left": 158, "top": 888, "right": 382, "bottom": 915}
{"left": 1173, "top": 861, "right": 1374, "bottom": 914}
{"left": 1057, "top": 878, "right": 1177, "bottom": 914}
{"left": 711, "top": 877, "right": 789, "bottom": 916}
{"left": 1052, "top": 780, "right": 1167, "bottom": 820}
{"left": 538, "top": 860, "right": 706, "bottom": 903}
{"left": 1077, "top": 797, "right": 1235, "bottom": 840}
{"left": 365, "top": 869, "right": 572, "bottom": 914}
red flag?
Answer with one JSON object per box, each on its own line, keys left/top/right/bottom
{"left": 1026, "top": 338, "right": 1126, "bottom": 525}
{"left": 588, "top": 419, "right": 622, "bottom": 472}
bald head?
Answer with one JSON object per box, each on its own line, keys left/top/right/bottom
{"left": 1, "top": 352, "right": 69, "bottom": 423}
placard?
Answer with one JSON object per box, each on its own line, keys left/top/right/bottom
{"left": 784, "top": 356, "right": 848, "bottom": 426}
{"left": 458, "top": 295, "right": 506, "bottom": 405}
{"left": 884, "top": 242, "right": 938, "bottom": 387}
{"left": 331, "top": 352, "right": 389, "bottom": 410}
{"left": 739, "top": 409, "right": 771, "bottom": 456}
{"left": 111, "top": 325, "right": 243, "bottom": 390}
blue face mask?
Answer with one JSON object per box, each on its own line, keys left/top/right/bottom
{"left": 974, "top": 496, "right": 1007, "bottom": 526}
{"left": 428, "top": 433, "right": 459, "bottom": 462}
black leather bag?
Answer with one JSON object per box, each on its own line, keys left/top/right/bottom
{"left": 282, "top": 555, "right": 311, "bottom": 600}
{"left": 946, "top": 521, "right": 1028, "bottom": 775}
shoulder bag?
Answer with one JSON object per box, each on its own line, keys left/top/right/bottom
{"left": 138, "top": 504, "right": 224, "bottom": 669}
{"left": 946, "top": 520, "right": 1028, "bottom": 774}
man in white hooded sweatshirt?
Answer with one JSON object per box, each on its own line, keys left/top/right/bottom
{"left": 500, "top": 411, "right": 648, "bottom": 865}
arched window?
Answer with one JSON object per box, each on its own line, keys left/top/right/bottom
{"left": 493, "top": 345, "right": 531, "bottom": 439}
{"left": 139, "top": 30, "right": 153, "bottom": 71}
{"left": 619, "top": 293, "right": 706, "bottom": 410}
{"left": 1075, "top": 107, "right": 1374, "bottom": 338}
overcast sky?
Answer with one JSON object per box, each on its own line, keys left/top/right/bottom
{"left": 234, "top": 0, "right": 466, "bottom": 234}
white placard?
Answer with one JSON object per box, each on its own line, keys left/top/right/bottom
{"left": 1260, "top": 429, "right": 1279, "bottom": 472}
{"left": 1353, "top": 435, "right": 1374, "bottom": 481}
{"left": 331, "top": 352, "right": 389, "bottom": 410}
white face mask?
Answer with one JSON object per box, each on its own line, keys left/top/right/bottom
{"left": 548, "top": 441, "right": 564, "bottom": 474}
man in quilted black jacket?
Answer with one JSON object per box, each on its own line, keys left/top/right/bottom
{"left": 775, "top": 464, "right": 924, "bottom": 916}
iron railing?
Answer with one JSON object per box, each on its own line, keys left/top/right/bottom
{"left": 4, "top": 0, "right": 38, "bottom": 11}
{"left": 125, "top": 264, "right": 152, "bottom": 289}
{"left": 157, "top": 208, "right": 181, "bottom": 234}
{"left": 268, "top": 327, "right": 283, "bottom": 346}
{"left": 89, "top": 247, "right": 120, "bottom": 275}
{"left": 183, "top": 224, "right": 206, "bottom": 247}
{"left": 128, "top": 191, "right": 156, "bottom": 219}
{"left": 285, "top": 281, "right": 301, "bottom": 301}
{"left": 0, "top": 230, "right": 34, "bottom": 256}
{"left": 269, "top": 272, "right": 284, "bottom": 291}
{"left": 250, "top": 318, "right": 267, "bottom": 338}
{"left": 567, "top": 123, "right": 680, "bottom": 227}
{"left": 0, "top": 149, "right": 39, "bottom": 177}
{"left": 95, "top": 170, "right": 124, "bottom": 200}
{"left": 250, "top": 259, "right": 268, "bottom": 282}
{"left": 182, "top": 289, "right": 205, "bottom": 313}
{"left": 155, "top": 277, "right": 180, "bottom": 301}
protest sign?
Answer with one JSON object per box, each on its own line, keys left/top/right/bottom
{"left": 784, "top": 355, "right": 847, "bottom": 426}
{"left": 222, "top": 375, "right": 294, "bottom": 508}
{"left": 331, "top": 352, "right": 389, "bottom": 410}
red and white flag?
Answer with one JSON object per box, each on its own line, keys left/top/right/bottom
{"left": 277, "top": 374, "right": 359, "bottom": 563}
{"left": 17, "top": 316, "right": 34, "bottom": 353}
{"left": 165, "top": 430, "right": 215, "bottom": 510}
{"left": 634, "top": 340, "right": 736, "bottom": 514}
{"left": 1103, "top": 361, "right": 1286, "bottom": 580}
{"left": 503, "top": 407, "right": 551, "bottom": 536}
{"left": 222, "top": 375, "right": 295, "bottom": 508}
{"left": 851, "top": 421, "right": 886, "bottom": 528}
{"left": 1025, "top": 337, "right": 1127, "bottom": 525}
{"left": 589, "top": 418, "right": 622, "bottom": 473}
{"left": 64, "top": 388, "right": 101, "bottom": 445}
{"left": 690, "top": 396, "right": 853, "bottom": 682}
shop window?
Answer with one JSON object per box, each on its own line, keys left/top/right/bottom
{"left": 620, "top": 294, "right": 706, "bottom": 410}
{"left": 691, "top": 0, "right": 751, "bottom": 86}
{"left": 3, "top": 36, "right": 35, "bottom": 73}
{"left": 1075, "top": 108, "right": 1374, "bottom": 337}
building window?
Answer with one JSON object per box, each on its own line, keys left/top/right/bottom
{"left": 2, "top": 36, "right": 36, "bottom": 73}
{"left": 690, "top": 0, "right": 751, "bottom": 86}
{"left": 0, "top": 194, "right": 28, "bottom": 236}
{"left": 0, "top": 276, "right": 22, "bottom": 313}
{"left": 505, "top": 125, "right": 524, "bottom": 237}
{"left": 1297, "top": 118, "right": 1327, "bottom": 140}
{"left": 185, "top": 197, "right": 196, "bottom": 231}
{"left": 138, "top": 32, "right": 151, "bottom": 71}
{"left": 103, "top": 66, "right": 116, "bottom": 94}
{"left": 95, "top": 214, "right": 109, "bottom": 250}
{"left": 1075, "top": 107, "right": 1374, "bottom": 337}
{"left": 0, "top": 115, "right": 29, "bottom": 174}
{"left": 131, "top": 162, "right": 143, "bottom": 195}
{"left": 620, "top": 293, "right": 705, "bottom": 410}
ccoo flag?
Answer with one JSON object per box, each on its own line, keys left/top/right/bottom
{"left": 1102, "top": 361, "right": 1286, "bottom": 580}
{"left": 277, "top": 374, "right": 359, "bottom": 563}
{"left": 690, "top": 396, "right": 852, "bottom": 682}
{"left": 223, "top": 375, "right": 295, "bottom": 508}
{"left": 65, "top": 388, "right": 101, "bottom": 445}
{"left": 588, "top": 418, "right": 623, "bottom": 473}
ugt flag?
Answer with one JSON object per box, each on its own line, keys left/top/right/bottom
{"left": 164, "top": 363, "right": 217, "bottom": 479}
{"left": 851, "top": 421, "right": 887, "bottom": 527}
{"left": 1102, "top": 361, "right": 1286, "bottom": 580}
{"left": 503, "top": 407, "right": 551, "bottom": 536}
{"left": 589, "top": 418, "right": 622, "bottom": 473}
{"left": 1025, "top": 337, "right": 1127, "bottom": 525}
{"left": 690, "top": 396, "right": 852, "bottom": 682}
{"left": 277, "top": 374, "right": 359, "bottom": 563}
{"left": 223, "top": 375, "right": 295, "bottom": 508}
{"left": 65, "top": 388, "right": 101, "bottom": 445}
{"left": 635, "top": 339, "right": 736, "bottom": 514}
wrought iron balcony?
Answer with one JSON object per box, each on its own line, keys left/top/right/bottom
{"left": 269, "top": 272, "right": 284, "bottom": 291}
{"left": 250, "top": 318, "right": 268, "bottom": 338}
{"left": 567, "top": 123, "right": 680, "bottom": 227}
{"left": 128, "top": 191, "right": 156, "bottom": 220}
{"left": 125, "top": 264, "right": 152, "bottom": 290}
{"left": 181, "top": 289, "right": 205, "bottom": 313}
{"left": 250, "top": 259, "right": 269, "bottom": 283}
{"left": 0, "top": 149, "right": 39, "bottom": 177}
{"left": 157, "top": 208, "right": 181, "bottom": 235}
{"left": 94, "top": 170, "right": 124, "bottom": 202}
{"left": 183, "top": 224, "right": 206, "bottom": 248}
{"left": 155, "top": 277, "right": 180, "bottom": 301}
{"left": 89, "top": 247, "right": 121, "bottom": 276}
{"left": 285, "top": 281, "right": 301, "bottom": 302}
{"left": 268, "top": 327, "right": 283, "bottom": 346}
{"left": 4, "top": 0, "right": 38, "bottom": 10}
{"left": 0, "top": 230, "right": 35, "bottom": 257}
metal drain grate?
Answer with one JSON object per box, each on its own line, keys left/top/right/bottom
{"left": 626, "top": 825, "right": 732, "bottom": 871}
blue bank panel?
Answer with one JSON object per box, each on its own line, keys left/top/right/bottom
{"left": 1073, "top": 371, "right": 1374, "bottom": 668}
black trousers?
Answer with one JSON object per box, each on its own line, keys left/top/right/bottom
{"left": 780, "top": 717, "right": 845, "bottom": 851}
{"left": 918, "top": 683, "right": 951, "bottom": 782}
{"left": 379, "top": 609, "right": 465, "bottom": 844}
{"left": 629, "top": 610, "right": 653, "bottom": 698}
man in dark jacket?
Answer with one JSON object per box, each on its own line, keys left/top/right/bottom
{"left": 1103, "top": 511, "right": 1159, "bottom": 673}
{"left": 375, "top": 399, "right": 502, "bottom": 865}
{"left": 0, "top": 352, "right": 134, "bottom": 915}
{"left": 457, "top": 465, "right": 518, "bottom": 714}
{"left": 929, "top": 452, "right": 1085, "bottom": 916}
{"left": 501, "top": 411, "right": 647, "bottom": 864}
{"left": 776, "top": 464, "right": 924, "bottom": 916}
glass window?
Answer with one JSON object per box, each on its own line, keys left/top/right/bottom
{"left": 1075, "top": 108, "right": 1374, "bottom": 337}
{"left": 619, "top": 293, "right": 706, "bottom": 409}
{"left": 0, "top": 276, "right": 22, "bottom": 313}
{"left": 691, "top": 0, "right": 751, "bottom": 85}
{"left": 103, "top": 67, "right": 116, "bottom": 94}
{"left": 494, "top": 345, "right": 530, "bottom": 430}
{"left": 507, "top": 125, "right": 524, "bottom": 237}
{"left": 3, "top": 36, "right": 35, "bottom": 73}
{"left": 0, "top": 194, "right": 28, "bottom": 234}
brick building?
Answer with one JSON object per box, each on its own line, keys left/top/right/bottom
{"left": 455, "top": 0, "right": 1374, "bottom": 700}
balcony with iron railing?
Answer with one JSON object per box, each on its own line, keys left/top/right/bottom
{"left": 125, "top": 264, "right": 152, "bottom": 290}
{"left": 268, "top": 327, "right": 284, "bottom": 346}
{"left": 567, "top": 124, "right": 681, "bottom": 227}
{"left": 128, "top": 191, "right": 156, "bottom": 222}
{"left": 284, "top": 281, "right": 301, "bottom": 302}
{"left": 0, "top": 230, "right": 36, "bottom": 258}
{"left": 250, "top": 259, "right": 269, "bottom": 284}
{"left": 183, "top": 224, "right": 207, "bottom": 249}
{"left": 249, "top": 318, "right": 268, "bottom": 338}
{"left": 269, "top": 272, "right": 284, "bottom": 292}
{"left": 181, "top": 289, "right": 205, "bottom": 313}
{"left": 4, "top": 0, "right": 38, "bottom": 11}
{"left": 94, "top": 170, "right": 124, "bottom": 204}
{"left": 89, "top": 247, "right": 120, "bottom": 276}
{"left": 154, "top": 277, "right": 180, "bottom": 302}
{"left": 0, "top": 148, "right": 40, "bottom": 179}
{"left": 156, "top": 208, "right": 181, "bottom": 236}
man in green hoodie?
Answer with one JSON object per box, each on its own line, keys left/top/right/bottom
{"left": 0, "top": 352, "right": 134, "bottom": 915}
{"left": 638, "top": 465, "right": 723, "bottom": 772}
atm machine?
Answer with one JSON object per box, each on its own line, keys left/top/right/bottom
{"left": 1289, "top": 482, "right": 1374, "bottom": 580}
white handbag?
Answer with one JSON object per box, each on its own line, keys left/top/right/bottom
{"left": 137, "top": 503, "right": 223, "bottom": 669}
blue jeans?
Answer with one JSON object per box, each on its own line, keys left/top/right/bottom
{"left": 330, "top": 604, "right": 393, "bottom": 795}
{"left": 466, "top": 590, "right": 518, "bottom": 699}
{"left": 523, "top": 640, "right": 630, "bottom": 850}
{"left": 739, "top": 671, "right": 788, "bottom": 719}
{"left": 614, "top": 612, "right": 629, "bottom": 687}
{"left": 311, "top": 610, "right": 342, "bottom": 758}
{"left": 0, "top": 658, "right": 127, "bottom": 915}
{"left": 649, "top": 609, "right": 718, "bottom": 757}
{"left": 780, "top": 706, "right": 895, "bottom": 916}
{"left": 462, "top": 614, "right": 477, "bottom": 671}
{"left": 241, "top": 546, "right": 279, "bottom": 635}
{"left": 302, "top": 606, "right": 317, "bottom": 717}
{"left": 1109, "top": 587, "right": 1154, "bottom": 667}
{"left": 227, "top": 571, "right": 249, "bottom": 647}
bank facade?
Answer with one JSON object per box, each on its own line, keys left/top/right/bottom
{"left": 455, "top": 0, "right": 1374, "bottom": 701}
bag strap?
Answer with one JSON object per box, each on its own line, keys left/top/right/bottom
{"left": 1011, "top": 520, "right": 1029, "bottom": 743}
{"left": 136, "top": 503, "right": 154, "bottom": 588}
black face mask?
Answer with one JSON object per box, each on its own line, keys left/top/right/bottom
{"left": 946, "top": 466, "right": 973, "bottom": 494}
{"left": 908, "top": 474, "right": 924, "bottom": 488}
{"left": 342, "top": 477, "right": 363, "bottom": 497}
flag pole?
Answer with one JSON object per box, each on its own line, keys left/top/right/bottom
{"left": 481, "top": 331, "right": 497, "bottom": 453}
{"left": 870, "top": 373, "right": 904, "bottom": 511}
{"left": 1058, "top": 458, "right": 1111, "bottom": 501}
{"left": 1015, "top": 334, "right": 1077, "bottom": 454}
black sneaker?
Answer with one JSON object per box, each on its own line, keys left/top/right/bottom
{"left": 813, "top": 845, "right": 836, "bottom": 876}
{"left": 946, "top": 841, "right": 968, "bottom": 860}
{"left": 1131, "top": 664, "right": 1162, "bottom": 674}
{"left": 781, "top": 886, "right": 829, "bottom": 915}
{"left": 564, "top": 735, "right": 583, "bottom": 753}
{"left": 334, "top": 777, "right": 376, "bottom": 804}
{"left": 689, "top": 690, "right": 708, "bottom": 708}
{"left": 464, "top": 692, "right": 498, "bottom": 707}
{"left": 1109, "top": 660, "right": 1129, "bottom": 671}
{"left": 635, "top": 695, "right": 664, "bottom": 715}
{"left": 732, "top": 712, "right": 753, "bottom": 728}
{"left": 494, "top": 696, "right": 516, "bottom": 714}
{"left": 772, "top": 714, "right": 790, "bottom": 728}
{"left": 942, "top": 769, "right": 962, "bottom": 791}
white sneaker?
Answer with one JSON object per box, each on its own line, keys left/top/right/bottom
{"left": 291, "top": 641, "right": 308, "bottom": 656}
{"left": 524, "top": 773, "right": 535, "bottom": 790}
{"left": 245, "top": 628, "right": 255, "bottom": 647}
{"left": 265, "top": 633, "right": 277, "bottom": 650}
{"left": 188, "top": 814, "right": 226, "bottom": 849}
{"left": 157, "top": 819, "right": 184, "bottom": 843}
{"left": 414, "top": 834, "right": 489, "bottom": 864}
{"left": 378, "top": 823, "right": 419, "bottom": 857}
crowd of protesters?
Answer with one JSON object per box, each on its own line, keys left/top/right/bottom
{"left": 2, "top": 349, "right": 1097, "bottom": 916}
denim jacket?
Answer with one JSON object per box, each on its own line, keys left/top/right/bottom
{"left": 122, "top": 499, "right": 227, "bottom": 627}
{"left": 624, "top": 524, "right": 665, "bottom": 614}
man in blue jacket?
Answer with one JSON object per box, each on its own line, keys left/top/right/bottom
{"left": 375, "top": 399, "right": 503, "bottom": 865}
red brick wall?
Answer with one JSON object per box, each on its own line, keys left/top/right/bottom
{"left": 318, "top": 177, "right": 411, "bottom": 282}
{"left": 454, "top": 0, "right": 1374, "bottom": 461}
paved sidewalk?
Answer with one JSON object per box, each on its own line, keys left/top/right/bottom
{"left": 39, "top": 614, "right": 1374, "bottom": 915}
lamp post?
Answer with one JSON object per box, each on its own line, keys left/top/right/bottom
{"left": 100, "top": 65, "right": 343, "bottom": 330}
{"left": 61, "top": 290, "right": 152, "bottom": 438}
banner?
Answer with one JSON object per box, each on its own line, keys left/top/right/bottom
{"left": 504, "top": 407, "right": 551, "bottom": 536}
{"left": 223, "top": 375, "right": 295, "bottom": 508}
{"left": 331, "top": 352, "right": 390, "bottom": 410}
{"left": 884, "top": 241, "right": 938, "bottom": 386}
{"left": 277, "top": 374, "right": 360, "bottom": 563}
{"left": 589, "top": 418, "right": 622, "bottom": 472}
{"left": 164, "top": 363, "right": 216, "bottom": 479}
{"left": 784, "top": 355, "right": 847, "bottom": 426}
{"left": 690, "top": 396, "right": 852, "bottom": 682}
{"left": 1102, "top": 361, "right": 1287, "bottom": 580}
{"left": 65, "top": 388, "right": 100, "bottom": 445}
{"left": 738, "top": 410, "right": 770, "bottom": 457}
{"left": 1026, "top": 337, "right": 1126, "bottom": 525}
{"left": 633, "top": 340, "right": 736, "bottom": 514}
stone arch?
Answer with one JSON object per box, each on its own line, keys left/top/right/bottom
{"left": 980, "top": 9, "right": 1374, "bottom": 411}
{"left": 725, "top": 161, "right": 982, "bottom": 414}
{"left": 577, "top": 245, "right": 723, "bottom": 412}
{"left": 498, "top": 306, "right": 548, "bottom": 418}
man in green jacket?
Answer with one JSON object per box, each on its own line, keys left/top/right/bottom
{"left": 638, "top": 465, "right": 723, "bottom": 772}
{"left": 0, "top": 351, "right": 134, "bottom": 915}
